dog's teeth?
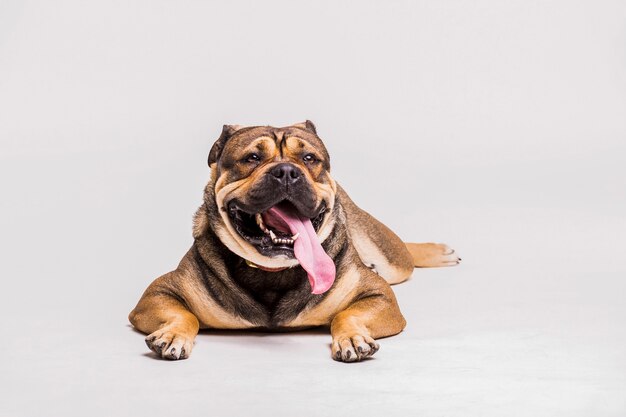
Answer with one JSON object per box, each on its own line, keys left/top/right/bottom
{"left": 267, "top": 231, "right": 296, "bottom": 245}
{"left": 255, "top": 213, "right": 268, "bottom": 232}
{"left": 291, "top": 233, "right": 299, "bottom": 241}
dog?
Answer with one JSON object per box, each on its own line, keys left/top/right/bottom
{"left": 129, "top": 121, "right": 460, "bottom": 362}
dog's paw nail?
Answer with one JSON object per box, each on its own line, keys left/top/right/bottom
{"left": 145, "top": 329, "right": 194, "bottom": 360}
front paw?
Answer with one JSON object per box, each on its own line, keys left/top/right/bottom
{"left": 145, "top": 327, "right": 195, "bottom": 360}
{"left": 331, "top": 334, "right": 380, "bottom": 362}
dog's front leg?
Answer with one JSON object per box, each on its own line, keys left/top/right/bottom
{"left": 129, "top": 272, "right": 199, "bottom": 360}
{"left": 330, "top": 278, "right": 406, "bottom": 362}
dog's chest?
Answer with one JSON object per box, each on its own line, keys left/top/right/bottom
{"left": 231, "top": 266, "right": 322, "bottom": 326}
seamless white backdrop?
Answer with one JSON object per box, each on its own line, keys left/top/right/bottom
{"left": 1, "top": 1, "right": 625, "bottom": 416}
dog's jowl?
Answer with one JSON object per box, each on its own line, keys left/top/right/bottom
{"left": 129, "top": 121, "right": 460, "bottom": 362}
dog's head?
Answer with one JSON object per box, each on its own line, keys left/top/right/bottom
{"left": 200, "top": 121, "right": 338, "bottom": 293}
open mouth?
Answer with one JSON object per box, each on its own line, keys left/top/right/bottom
{"left": 226, "top": 198, "right": 336, "bottom": 294}
{"left": 227, "top": 200, "right": 327, "bottom": 257}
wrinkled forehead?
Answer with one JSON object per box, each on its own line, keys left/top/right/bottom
{"left": 222, "top": 126, "right": 330, "bottom": 160}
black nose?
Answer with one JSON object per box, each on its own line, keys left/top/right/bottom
{"left": 270, "top": 163, "right": 301, "bottom": 186}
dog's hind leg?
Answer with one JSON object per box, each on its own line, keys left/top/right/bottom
{"left": 337, "top": 185, "right": 415, "bottom": 284}
{"left": 128, "top": 271, "right": 200, "bottom": 360}
{"left": 405, "top": 242, "right": 461, "bottom": 268}
{"left": 337, "top": 184, "right": 460, "bottom": 284}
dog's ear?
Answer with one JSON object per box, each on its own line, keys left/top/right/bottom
{"left": 293, "top": 120, "right": 317, "bottom": 135}
{"left": 208, "top": 124, "right": 242, "bottom": 166}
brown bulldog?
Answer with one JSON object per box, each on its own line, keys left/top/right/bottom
{"left": 129, "top": 121, "right": 460, "bottom": 362}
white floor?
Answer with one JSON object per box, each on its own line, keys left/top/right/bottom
{"left": 1, "top": 200, "right": 625, "bottom": 417}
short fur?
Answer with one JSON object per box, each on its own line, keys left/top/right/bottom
{"left": 129, "top": 121, "right": 459, "bottom": 362}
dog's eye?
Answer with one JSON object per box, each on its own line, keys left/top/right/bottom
{"left": 303, "top": 154, "right": 316, "bottom": 163}
{"left": 245, "top": 153, "right": 260, "bottom": 163}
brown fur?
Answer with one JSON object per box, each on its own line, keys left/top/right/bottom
{"left": 129, "top": 121, "right": 459, "bottom": 362}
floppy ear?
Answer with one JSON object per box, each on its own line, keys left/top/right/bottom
{"left": 208, "top": 124, "right": 242, "bottom": 166}
{"left": 293, "top": 120, "right": 317, "bottom": 134}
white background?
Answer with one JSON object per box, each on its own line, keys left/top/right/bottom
{"left": 1, "top": 1, "right": 625, "bottom": 416}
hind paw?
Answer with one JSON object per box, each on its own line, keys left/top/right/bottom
{"left": 407, "top": 243, "right": 461, "bottom": 267}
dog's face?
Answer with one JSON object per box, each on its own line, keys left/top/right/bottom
{"left": 207, "top": 121, "right": 338, "bottom": 272}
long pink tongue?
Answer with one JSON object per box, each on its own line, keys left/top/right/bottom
{"left": 264, "top": 205, "right": 335, "bottom": 294}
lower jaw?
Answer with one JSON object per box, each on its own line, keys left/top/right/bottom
{"left": 234, "top": 229, "right": 298, "bottom": 262}
{"left": 213, "top": 223, "right": 299, "bottom": 269}
{"left": 241, "top": 245, "right": 299, "bottom": 268}
{"left": 247, "top": 253, "right": 300, "bottom": 270}
{"left": 233, "top": 225, "right": 299, "bottom": 259}
{"left": 256, "top": 246, "right": 295, "bottom": 259}
{"left": 235, "top": 229, "right": 296, "bottom": 258}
